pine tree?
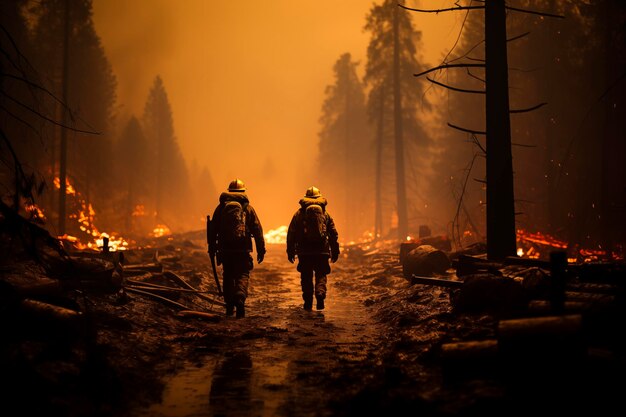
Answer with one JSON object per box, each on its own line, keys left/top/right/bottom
{"left": 317, "top": 53, "right": 373, "bottom": 241}
{"left": 115, "top": 116, "right": 149, "bottom": 234}
{"left": 28, "top": 0, "right": 116, "bottom": 232}
{"left": 142, "top": 75, "right": 191, "bottom": 231}
{"left": 364, "top": 0, "right": 431, "bottom": 240}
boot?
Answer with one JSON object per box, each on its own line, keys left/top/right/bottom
{"left": 303, "top": 297, "right": 313, "bottom": 311}
{"left": 316, "top": 297, "right": 325, "bottom": 311}
{"left": 225, "top": 304, "right": 234, "bottom": 316}
{"left": 236, "top": 302, "right": 245, "bottom": 318}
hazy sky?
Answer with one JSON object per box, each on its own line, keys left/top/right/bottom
{"left": 92, "top": 0, "right": 464, "bottom": 230}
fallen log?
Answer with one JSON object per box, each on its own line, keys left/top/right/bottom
{"left": 402, "top": 245, "right": 450, "bottom": 278}
{"left": 441, "top": 339, "right": 498, "bottom": 361}
{"left": 498, "top": 314, "right": 582, "bottom": 340}
{"left": 177, "top": 310, "right": 221, "bottom": 322}
{"left": 122, "top": 262, "right": 163, "bottom": 273}
{"left": 20, "top": 298, "right": 82, "bottom": 321}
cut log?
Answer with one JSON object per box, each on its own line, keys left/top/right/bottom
{"left": 20, "top": 298, "right": 82, "bottom": 321}
{"left": 450, "top": 273, "right": 528, "bottom": 316}
{"left": 452, "top": 254, "right": 502, "bottom": 277}
{"left": 441, "top": 339, "right": 499, "bottom": 361}
{"left": 498, "top": 314, "right": 582, "bottom": 340}
{"left": 402, "top": 245, "right": 450, "bottom": 278}
{"left": 177, "top": 310, "right": 221, "bottom": 322}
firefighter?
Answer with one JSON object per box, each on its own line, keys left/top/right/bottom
{"left": 286, "top": 186, "right": 340, "bottom": 311}
{"left": 208, "top": 179, "right": 265, "bottom": 318}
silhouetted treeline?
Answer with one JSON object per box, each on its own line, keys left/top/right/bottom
{"left": 0, "top": 0, "right": 216, "bottom": 241}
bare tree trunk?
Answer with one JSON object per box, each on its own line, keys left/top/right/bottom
{"left": 58, "top": 0, "right": 70, "bottom": 234}
{"left": 393, "top": 1, "right": 408, "bottom": 240}
{"left": 344, "top": 80, "right": 351, "bottom": 240}
{"left": 485, "top": 0, "right": 516, "bottom": 260}
{"left": 374, "top": 86, "right": 384, "bottom": 238}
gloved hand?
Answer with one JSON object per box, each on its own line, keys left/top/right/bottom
{"left": 257, "top": 251, "right": 265, "bottom": 264}
{"left": 287, "top": 253, "right": 295, "bottom": 264}
{"left": 331, "top": 251, "right": 339, "bottom": 263}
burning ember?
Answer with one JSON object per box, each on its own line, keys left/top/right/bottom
{"left": 516, "top": 229, "right": 622, "bottom": 263}
{"left": 264, "top": 225, "right": 287, "bottom": 244}
{"left": 24, "top": 203, "right": 46, "bottom": 222}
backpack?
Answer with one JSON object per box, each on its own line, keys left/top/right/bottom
{"left": 219, "top": 200, "right": 247, "bottom": 243}
{"left": 302, "top": 204, "right": 327, "bottom": 243}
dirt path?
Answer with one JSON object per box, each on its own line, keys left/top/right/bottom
{"left": 129, "top": 243, "right": 401, "bottom": 417}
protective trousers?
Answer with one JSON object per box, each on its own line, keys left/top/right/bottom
{"left": 297, "top": 254, "right": 331, "bottom": 304}
{"left": 221, "top": 252, "right": 253, "bottom": 310}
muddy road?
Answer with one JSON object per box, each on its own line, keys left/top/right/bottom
{"left": 129, "top": 241, "right": 409, "bottom": 417}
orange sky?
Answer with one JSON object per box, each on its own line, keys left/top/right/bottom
{"left": 92, "top": 0, "right": 465, "bottom": 231}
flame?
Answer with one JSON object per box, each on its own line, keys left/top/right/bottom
{"left": 54, "top": 176, "right": 129, "bottom": 251}
{"left": 516, "top": 229, "right": 622, "bottom": 263}
{"left": 53, "top": 177, "right": 76, "bottom": 196}
{"left": 132, "top": 204, "right": 146, "bottom": 217}
{"left": 264, "top": 225, "right": 288, "bottom": 244}
{"left": 152, "top": 224, "right": 171, "bottom": 238}
{"left": 24, "top": 203, "right": 46, "bottom": 221}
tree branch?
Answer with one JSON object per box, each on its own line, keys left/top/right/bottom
{"left": 427, "top": 77, "right": 485, "bottom": 94}
{"left": 505, "top": 6, "right": 564, "bottom": 19}
{"left": 448, "top": 122, "right": 486, "bottom": 135}
{"left": 399, "top": 4, "right": 484, "bottom": 13}
{"left": 510, "top": 102, "right": 547, "bottom": 113}
{"left": 0, "top": 91, "right": 100, "bottom": 135}
{"left": 414, "top": 63, "right": 485, "bottom": 78}
{"left": 507, "top": 31, "right": 531, "bottom": 42}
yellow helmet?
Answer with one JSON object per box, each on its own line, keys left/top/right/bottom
{"left": 228, "top": 178, "right": 246, "bottom": 192}
{"left": 305, "top": 186, "right": 321, "bottom": 198}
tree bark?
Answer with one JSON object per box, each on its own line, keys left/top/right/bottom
{"left": 485, "top": 0, "right": 516, "bottom": 260}
{"left": 393, "top": 1, "right": 408, "bottom": 240}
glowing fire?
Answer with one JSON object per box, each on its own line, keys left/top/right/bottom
{"left": 264, "top": 225, "right": 288, "bottom": 244}
{"left": 132, "top": 204, "right": 146, "bottom": 217}
{"left": 54, "top": 177, "right": 129, "bottom": 251}
{"left": 516, "top": 229, "right": 622, "bottom": 263}
{"left": 152, "top": 224, "right": 171, "bottom": 238}
{"left": 24, "top": 203, "right": 46, "bottom": 221}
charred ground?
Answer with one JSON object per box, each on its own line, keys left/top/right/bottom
{"left": 1, "top": 224, "right": 625, "bottom": 417}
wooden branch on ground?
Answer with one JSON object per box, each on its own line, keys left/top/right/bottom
{"left": 411, "top": 275, "right": 463, "bottom": 288}
{"left": 163, "top": 271, "right": 225, "bottom": 307}
{"left": 125, "top": 287, "right": 188, "bottom": 309}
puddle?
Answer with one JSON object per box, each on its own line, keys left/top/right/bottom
{"left": 131, "top": 245, "right": 381, "bottom": 417}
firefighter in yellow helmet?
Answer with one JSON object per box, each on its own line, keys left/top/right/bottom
{"left": 208, "top": 179, "right": 266, "bottom": 318}
{"left": 286, "top": 186, "right": 340, "bottom": 311}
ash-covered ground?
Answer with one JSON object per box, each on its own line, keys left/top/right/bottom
{"left": 1, "top": 229, "right": 625, "bottom": 417}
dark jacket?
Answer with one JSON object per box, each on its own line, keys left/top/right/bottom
{"left": 209, "top": 192, "right": 266, "bottom": 255}
{"left": 287, "top": 196, "right": 339, "bottom": 257}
